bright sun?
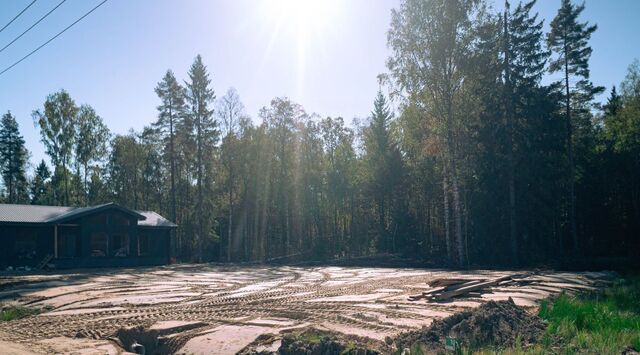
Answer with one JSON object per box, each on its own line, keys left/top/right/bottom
{"left": 258, "top": 0, "right": 343, "bottom": 100}
{"left": 265, "top": 0, "right": 338, "bottom": 35}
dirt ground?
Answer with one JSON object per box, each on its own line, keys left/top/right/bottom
{"left": 0, "top": 264, "right": 613, "bottom": 354}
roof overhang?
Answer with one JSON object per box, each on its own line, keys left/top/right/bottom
{"left": 47, "top": 203, "right": 146, "bottom": 224}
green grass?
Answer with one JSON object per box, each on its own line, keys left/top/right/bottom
{"left": 473, "top": 275, "right": 640, "bottom": 355}
{"left": 287, "top": 330, "right": 325, "bottom": 344}
{"left": 0, "top": 304, "right": 40, "bottom": 322}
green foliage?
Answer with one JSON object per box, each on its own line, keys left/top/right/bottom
{"left": 30, "top": 159, "right": 52, "bottom": 205}
{"left": 363, "top": 90, "right": 403, "bottom": 254}
{"left": 533, "top": 278, "right": 640, "bottom": 354}
{"left": 467, "top": 278, "right": 640, "bottom": 354}
{"left": 6, "top": 1, "right": 639, "bottom": 265}
{"left": 32, "top": 90, "right": 78, "bottom": 206}
{"left": 185, "top": 54, "right": 219, "bottom": 262}
{"left": 0, "top": 305, "right": 40, "bottom": 322}
{"left": 75, "top": 105, "right": 110, "bottom": 206}
{"left": 0, "top": 111, "right": 29, "bottom": 203}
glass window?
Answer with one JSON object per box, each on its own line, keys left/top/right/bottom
{"left": 111, "top": 234, "right": 129, "bottom": 257}
{"left": 90, "top": 232, "right": 108, "bottom": 257}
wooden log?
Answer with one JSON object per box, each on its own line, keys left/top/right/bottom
{"left": 409, "top": 286, "right": 447, "bottom": 301}
{"left": 428, "top": 278, "right": 472, "bottom": 287}
{"left": 431, "top": 275, "right": 516, "bottom": 301}
{"left": 446, "top": 279, "right": 484, "bottom": 290}
{"left": 422, "top": 286, "right": 447, "bottom": 295}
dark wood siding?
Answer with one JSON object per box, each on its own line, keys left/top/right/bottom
{"left": 1, "top": 208, "right": 172, "bottom": 269}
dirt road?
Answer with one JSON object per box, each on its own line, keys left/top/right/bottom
{"left": 0, "top": 265, "right": 613, "bottom": 354}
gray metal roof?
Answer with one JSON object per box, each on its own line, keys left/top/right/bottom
{"left": 0, "top": 203, "right": 176, "bottom": 227}
{"left": 137, "top": 211, "right": 177, "bottom": 228}
{"left": 0, "top": 204, "right": 75, "bottom": 223}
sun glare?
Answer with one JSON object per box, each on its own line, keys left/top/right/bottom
{"left": 258, "top": 0, "right": 343, "bottom": 101}
{"left": 265, "top": 0, "right": 338, "bottom": 34}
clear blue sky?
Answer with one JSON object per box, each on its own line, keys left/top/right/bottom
{"left": 0, "top": 0, "right": 637, "bottom": 171}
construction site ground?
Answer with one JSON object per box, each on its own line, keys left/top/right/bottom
{"left": 0, "top": 264, "right": 614, "bottom": 354}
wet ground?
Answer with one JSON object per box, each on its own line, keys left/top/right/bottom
{"left": 0, "top": 264, "right": 613, "bottom": 354}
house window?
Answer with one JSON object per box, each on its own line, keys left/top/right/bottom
{"left": 90, "top": 232, "right": 108, "bottom": 257}
{"left": 111, "top": 234, "right": 129, "bottom": 257}
{"left": 138, "top": 233, "right": 149, "bottom": 256}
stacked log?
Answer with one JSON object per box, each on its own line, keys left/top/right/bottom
{"left": 409, "top": 273, "right": 531, "bottom": 302}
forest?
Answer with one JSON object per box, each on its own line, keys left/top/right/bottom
{"left": 0, "top": 0, "right": 638, "bottom": 267}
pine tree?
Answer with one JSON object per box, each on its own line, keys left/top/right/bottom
{"left": 31, "top": 159, "right": 52, "bottom": 205}
{"left": 154, "top": 70, "right": 186, "bottom": 229}
{"left": 365, "top": 90, "right": 395, "bottom": 253}
{"left": 603, "top": 86, "right": 621, "bottom": 118}
{"left": 548, "top": 0, "right": 604, "bottom": 253}
{"left": 185, "top": 55, "right": 219, "bottom": 261}
{"left": 501, "top": 0, "right": 549, "bottom": 264}
{"left": 0, "top": 111, "right": 29, "bottom": 203}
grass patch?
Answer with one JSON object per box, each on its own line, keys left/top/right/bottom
{"left": 472, "top": 276, "right": 640, "bottom": 355}
{"left": 0, "top": 304, "right": 40, "bottom": 322}
{"left": 291, "top": 330, "right": 324, "bottom": 344}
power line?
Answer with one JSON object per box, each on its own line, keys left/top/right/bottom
{"left": 0, "top": 0, "right": 108, "bottom": 78}
{"left": 0, "top": 0, "right": 38, "bottom": 34}
{"left": 0, "top": 0, "right": 67, "bottom": 54}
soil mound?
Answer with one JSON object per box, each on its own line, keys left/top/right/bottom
{"left": 241, "top": 328, "right": 382, "bottom": 355}
{"left": 395, "top": 298, "right": 546, "bottom": 351}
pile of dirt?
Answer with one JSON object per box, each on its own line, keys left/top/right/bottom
{"left": 241, "top": 328, "right": 382, "bottom": 355}
{"left": 395, "top": 298, "right": 546, "bottom": 351}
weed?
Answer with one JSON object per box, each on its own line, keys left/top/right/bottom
{"left": 0, "top": 304, "right": 40, "bottom": 321}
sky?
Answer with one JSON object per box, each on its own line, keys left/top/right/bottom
{"left": 0, "top": 0, "right": 637, "bottom": 170}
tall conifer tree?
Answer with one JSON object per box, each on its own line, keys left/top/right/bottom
{"left": 154, "top": 70, "right": 186, "bottom": 227}
{"left": 0, "top": 111, "right": 29, "bottom": 203}
{"left": 501, "top": 0, "right": 548, "bottom": 264}
{"left": 185, "top": 55, "right": 219, "bottom": 261}
{"left": 31, "top": 159, "right": 51, "bottom": 205}
{"left": 548, "top": 0, "right": 603, "bottom": 253}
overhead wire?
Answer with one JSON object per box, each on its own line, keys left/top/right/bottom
{"left": 0, "top": 0, "right": 67, "bottom": 54}
{"left": 0, "top": 0, "right": 108, "bottom": 77}
{"left": 0, "top": 0, "right": 38, "bottom": 34}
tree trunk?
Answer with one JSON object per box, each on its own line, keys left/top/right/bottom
{"left": 169, "top": 106, "right": 178, "bottom": 258}
{"left": 84, "top": 162, "right": 89, "bottom": 206}
{"left": 197, "top": 114, "right": 204, "bottom": 262}
{"left": 564, "top": 36, "right": 578, "bottom": 254}
{"left": 8, "top": 153, "right": 13, "bottom": 203}
{"left": 63, "top": 156, "right": 69, "bottom": 206}
{"left": 504, "top": 3, "right": 519, "bottom": 265}
{"left": 379, "top": 194, "right": 386, "bottom": 252}
{"left": 451, "top": 167, "right": 464, "bottom": 267}
{"left": 443, "top": 165, "right": 451, "bottom": 261}
{"left": 227, "top": 164, "right": 233, "bottom": 262}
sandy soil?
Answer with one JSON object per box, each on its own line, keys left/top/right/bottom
{"left": 0, "top": 264, "right": 613, "bottom": 354}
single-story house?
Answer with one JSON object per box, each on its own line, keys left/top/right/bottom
{"left": 0, "top": 203, "right": 176, "bottom": 269}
